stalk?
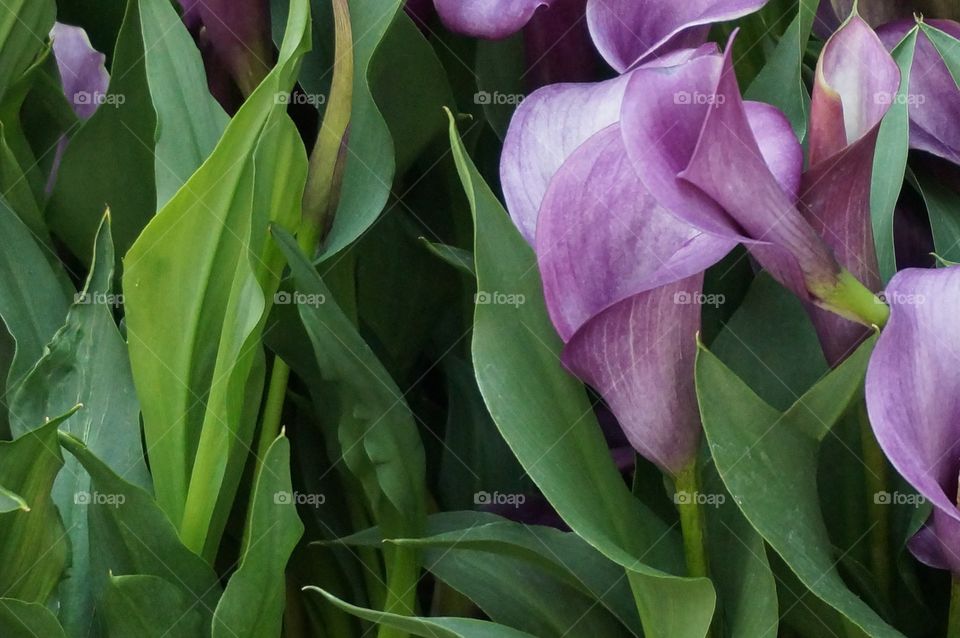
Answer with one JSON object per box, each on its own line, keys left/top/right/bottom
{"left": 380, "top": 544, "right": 420, "bottom": 638}
{"left": 858, "top": 401, "right": 892, "bottom": 603}
{"left": 949, "top": 577, "right": 960, "bottom": 638}
{"left": 674, "top": 461, "right": 711, "bottom": 581}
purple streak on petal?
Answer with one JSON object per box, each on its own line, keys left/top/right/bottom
{"left": 563, "top": 278, "right": 705, "bottom": 476}
{"left": 802, "top": 15, "right": 897, "bottom": 365}
{"left": 524, "top": 0, "right": 601, "bottom": 86}
{"left": 51, "top": 23, "right": 109, "bottom": 120}
{"left": 585, "top": 0, "right": 768, "bottom": 73}
{"left": 866, "top": 266, "right": 960, "bottom": 573}
{"left": 434, "top": 0, "right": 551, "bottom": 38}
{"left": 536, "top": 125, "right": 734, "bottom": 340}
{"left": 878, "top": 19, "right": 960, "bottom": 166}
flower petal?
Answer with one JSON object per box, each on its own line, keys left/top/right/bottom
{"left": 434, "top": 0, "right": 552, "bottom": 38}
{"left": 866, "top": 266, "right": 960, "bottom": 573}
{"left": 802, "top": 15, "right": 898, "bottom": 364}
{"left": 51, "top": 23, "right": 109, "bottom": 120}
{"left": 586, "top": 0, "right": 768, "bottom": 72}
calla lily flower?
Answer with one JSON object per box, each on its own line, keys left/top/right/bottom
{"left": 433, "top": 0, "right": 767, "bottom": 84}
{"left": 878, "top": 19, "right": 960, "bottom": 166}
{"left": 178, "top": 0, "right": 273, "bottom": 99}
{"left": 865, "top": 266, "right": 960, "bottom": 572}
{"left": 801, "top": 15, "right": 899, "bottom": 364}
{"left": 51, "top": 23, "right": 109, "bottom": 120}
{"left": 622, "top": 32, "right": 889, "bottom": 328}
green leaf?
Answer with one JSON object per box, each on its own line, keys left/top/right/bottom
{"left": 122, "top": 0, "right": 310, "bottom": 559}
{"left": 474, "top": 36, "right": 525, "bottom": 140}
{"left": 697, "top": 337, "right": 904, "bottom": 637}
{"left": 46, "top": 0, "right": 158, "bottom": 258}
{"left": 0, "top": 0, "right": 55, "bottom": 105}
{"left": 308, "top": 588, "right": 538, "bottom": 638}
{"left": 447, "top": 112, "right": 717, "bottom": 638}
{"left": 921, "top": 21, "right": 960, "bottom": 87}
{"left": 0, "top": 196, "right": 71, "bottom": 407}
{"left": 139, "top": 0, "right": 228, "bottom": 207}
{"left": 212, "top": 436, "right": 304, "bottom": 638}
{"left": 0, "top": 413, "right": 74, "bottom": 603}
{"left": 0, "top": 485, "right": 28, "bottom": 513}
{"left": 420, "top": 239, "right": 476, "bottom": 277}
{"left": 100, "top": 575, "right": 206, "bottom": 638}
{"left": 915, "top": 167, "right": 960, "bottom": 263}
{"left": 0, "top": 599, "right": 66, "bottom": 638}
{"left": 58, "top": 432, "right": 222, "bottom": 630}
{"left": 745, "top": 0, "right": 816, "bottom": 140}
{"left": 871, "top": 27, "right": 919, "bottom": 282}
{"left": 9, "top": 214, "right": 149, "bottom": 636}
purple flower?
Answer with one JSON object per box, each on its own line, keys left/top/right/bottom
{"left": 801, "top": 15, "right": 900, "bottom": 364}
{"left": 433, "top": 0, "right": 768, "bottom": 85}
{"left": 865, "top": 266, "right": 960, "bottom": 572}
{"left": 622, "top": 32, "right": 889, "bottom": 327}
{"left": 51, "top": 23, "right": 109, "bottom": 120}
{"left": 177, "top": 0, "right": 273, "bottom": 99}
{"left": 878, "top": 19, "right": 960, "bottom": 166}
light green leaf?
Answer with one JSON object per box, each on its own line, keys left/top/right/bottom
{"left": 139, "top": 0, "right": 228, "bottom": 207}
{"left": 122, "top": 0, "right": 310, "bottom": 559}
{"left": 871, "top": 27, "right": 919, "bottom": 282}
{"left": 447, "top": 112, "right": 717, "bottom": 638}
{"left": 697, "top": 337, "right": 904, "bottom": 637}
{"left": 10, "top": 214, "right": 149, "bottom": 637}
{"left": 0, "top": 0, "right": 55, "bottom": 105}
{"left": 308, "top": 588, "right": 538, "bottom": 638}
{"left": 0, "top": 598, "right": 66, "bottom": 638}
{"left": 212, "top": 436, "right": 304, "bottom": 638}
{"left": 0, "top": 412, "right": 75, "bottom": 603}
{"left": 100, "top": 575, "right": 205, "bottom": 638}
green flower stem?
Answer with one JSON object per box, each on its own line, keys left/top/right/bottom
{"left": 674, "top": 461, "right": 711, "bottom": 580}
{"left": 949, "top": 577, "right": 960, "bottom": 638}
{"left": 814, "top": 269, "right": 889, "bottom": 328}
{"left": 379, "top": 544, "right": 419, "bottom": 638}
{"left": 858, "top": 401, "right": 892, "bottom": 603}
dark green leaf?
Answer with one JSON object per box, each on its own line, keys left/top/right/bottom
{"left": 100, "top": 575, "right": 205, "bottom": 638}
{"left": 0, "top": 598, "right": 66, "bottom": 638}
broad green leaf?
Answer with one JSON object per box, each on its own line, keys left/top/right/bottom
{"left": 922, "top": 21, "right": 960, "bottom": 87}
{"left": 0, "top": 0, "right": 55, "bottom": 104}
{"left": 273, "top": 226, "right": 426, "bottom": 623}
{"left": 369, "top": 11, "right": 456, "bottom": 175}
{"left": 58, "top": 433, "right": 222, "bottom": 630}
{"left": 100, "top": 575, "right": 205, "bottom": 638}
{"left": 0, "top": 599, "right": 66, "bottom": 638}
{"left": 447, "top": 113, "right": 717, "bottom": 638}
{"left": 421, "top": 239, "right": 476, "bottom": 277}
{"left": 871, "top": 27, "right": 919, "bottom": 282}
{"left": 122, "top": 0, "right": 310, "bottom": 559}
{"left": 915, "top": 167, "right": 960, "bottom": 263}
{"left": 697, "top": 337, "right": 904, "bottom": 637}
{"left": 308, "top": 588, "right": 538, "bottom": 638}
{"left": 139, "top": 0, "right": 228, "bottom": 207}
{"left": 474, "top": 36, "right": 524, "bottom": 140}
{"left": 0, "top": 196, "right": 71, "bottom": 408}
{"left": 745, "top": 0, "right": 816, "bottom": 140}
{"left": 212, "top": 436, "right": 304, "bottom": 638}
{"left": 0, "top": 122, "right": 45, "bottom": 241}
{"left": 46, "top": 0, "right": 158, "bottom": 258}
{"left": 391, "top": 514, "right": 641, "bottom": 635}
{"left": 0, "top": 414, "right": 74, "bottom": 603}
{"left": 10, "top": 215, "right": 149, "bottom": 637}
